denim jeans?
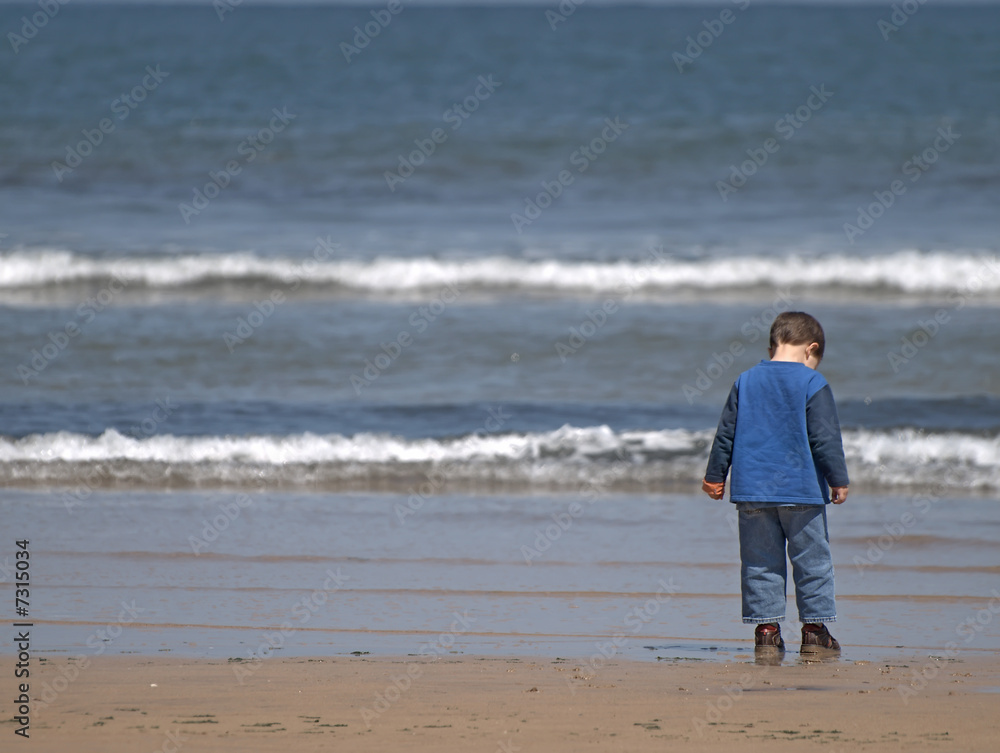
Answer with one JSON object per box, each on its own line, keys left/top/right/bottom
{"left": 737, "top": 503, "right": 837, "bottom": 624}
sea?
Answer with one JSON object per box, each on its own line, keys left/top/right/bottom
{"left": 0, "top": 3, "right": 998, "bottom": 661}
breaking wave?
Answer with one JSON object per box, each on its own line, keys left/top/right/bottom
{"left": 1, "top": 425, "right": 996, "bottom": 493}
{"left": 2, "top": 248, "right": 998, "bottom": 301}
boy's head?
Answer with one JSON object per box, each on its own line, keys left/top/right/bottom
{"left": 769, "top": 311, "right": 825, "bottom": 363}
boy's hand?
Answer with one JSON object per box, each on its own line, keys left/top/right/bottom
{"left": 702, "top": 479, "right": 725, "bottom": 500}
{"left": 831, "top": 486, "right": 849, "bottom": 504}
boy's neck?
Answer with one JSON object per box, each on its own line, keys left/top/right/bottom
{"left": 769, "top": 342, "right": 821, "bottom": 370}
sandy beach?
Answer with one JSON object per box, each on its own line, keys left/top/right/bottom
{"left": 9, "top": 652, "right": 1000, "bottom": 752}
{"left": 4, "top": 486, "right": 999, "bottom": 753}
{"left": 4, "top": 5, "right": 999, "bottom": 752}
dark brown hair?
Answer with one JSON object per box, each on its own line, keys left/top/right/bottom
{"left": 769, "top": 311, "right": 825, "bottom": 358}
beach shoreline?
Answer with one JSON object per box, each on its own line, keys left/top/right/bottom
{"left": 5, "top": 487, "right": 999, "bottom": 664}
{"left": 7, "top": 652, "right": 999, "bottom": 752}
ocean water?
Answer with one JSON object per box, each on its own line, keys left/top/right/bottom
{"left": 1, "top": 5, "right": 999, "bottom": 498}
{"left": 5, "top": 487, "right": 999, "bottom": 660}
{"left": 1, "top": 5, "right": 999, "bottom": 493}
{"left": 1, "top": 3, "right": 998, "bottom": 660}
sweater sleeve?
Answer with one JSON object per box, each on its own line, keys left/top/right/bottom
{"left": 805, "top": 384, "right": 850, "bottom": 487}
{"left": 704, "top": 382, "right": 738, "bottom": 483}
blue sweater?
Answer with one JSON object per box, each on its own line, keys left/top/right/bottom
{"left": 704, "top": 360, "right": 850, "bottom": 505}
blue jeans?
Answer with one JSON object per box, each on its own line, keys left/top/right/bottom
{"left": 737, "top": 503, "right": 837, "bottom": 625}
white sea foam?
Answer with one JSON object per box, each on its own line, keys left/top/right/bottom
{"left": 0, "top": 426, "right": 708, "bottom": 466}
{"left": 843, "top": 428, "right": 1000, "bottom": 488}
{"left": 1, "top": 426, "right": 996, "bottom": 491}
{"left": 2, "top": 248, "right": 998, "bottom": 298}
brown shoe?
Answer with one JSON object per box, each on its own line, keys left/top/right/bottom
{"left": 754, "top": 623, "right": 784, "bottom": 651}
{"left": 800, "top": 623, "right": 840, "bottom": 654}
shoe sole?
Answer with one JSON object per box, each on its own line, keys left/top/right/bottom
{"left": 755, "top": 640, "right": 785, "bottom": 651}
{"left": 800, "top": 644, "right": 840, "bottom": 654}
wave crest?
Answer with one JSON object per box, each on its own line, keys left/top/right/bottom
{"left": 1, "top": 426, "right": 996, "bottom": 494}
{"left": 2, "top": 249, "right": 998, "bottom": 300}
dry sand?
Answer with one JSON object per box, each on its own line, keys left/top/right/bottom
{"left": 8, "top": 651, "right": 999, "bottom": 752}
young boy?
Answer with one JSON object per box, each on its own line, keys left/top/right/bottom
{"left": 702, "top": 311, "right": 849, "bottom": 655}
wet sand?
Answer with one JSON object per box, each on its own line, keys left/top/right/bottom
{"left": 4, "top": 488, "right": 999, "bottom": 751}
{"left": 10, "top": 652, "right": 1000, "bottom": 752}
{"left": 4, "top": 489, "right": 999, "bottom": 659}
